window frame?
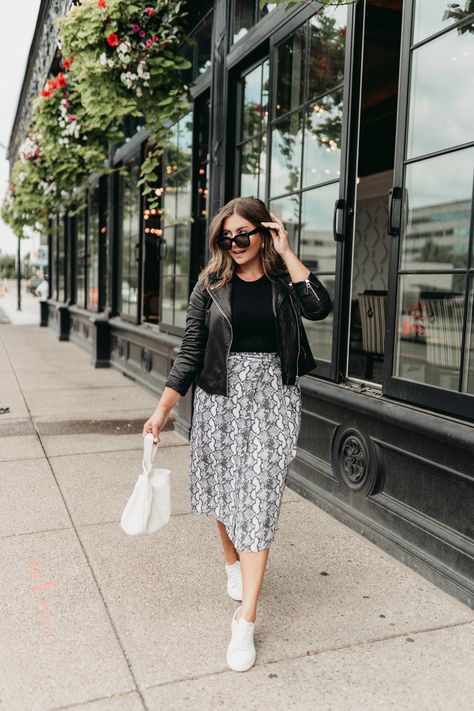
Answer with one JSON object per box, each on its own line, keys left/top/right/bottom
{"left": 383, "top": 0, "right": 474, "bottom": 420}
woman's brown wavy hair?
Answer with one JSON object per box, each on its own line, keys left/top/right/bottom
{"left": 198, "top": 197, "right": 289, "bottom": 291}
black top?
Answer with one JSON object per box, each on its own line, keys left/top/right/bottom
{"left": 230, "top": 271, "right": 278, "bottom": 352}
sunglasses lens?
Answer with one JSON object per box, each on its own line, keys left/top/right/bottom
{"left": 235, "top": 234, "right": 250, "bottom": 248}
{"left": 217, "top": 238, "right": 232, "bottom": 250}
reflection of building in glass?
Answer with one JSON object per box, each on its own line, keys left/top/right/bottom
{"left": 300, "top": 227, "right": 334, "bottom": 272}
{"left": 404, "top": 199, "right": 471, "bottom": 267}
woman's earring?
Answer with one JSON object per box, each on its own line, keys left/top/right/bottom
{"left": 261, "top": 241, "right": 264, "bottom": 249}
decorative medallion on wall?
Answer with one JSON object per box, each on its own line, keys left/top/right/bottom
{"left": 332, "top": 427, "right": 383, "bottom": 494}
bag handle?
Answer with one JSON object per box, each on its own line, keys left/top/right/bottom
{"left": 142, "top": 433, "right": 158, "bottom": 475}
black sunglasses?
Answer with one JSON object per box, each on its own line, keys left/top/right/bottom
{"left": 216, "top": 227, "right": 260, "bottom": 251}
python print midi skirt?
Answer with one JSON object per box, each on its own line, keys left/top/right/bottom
{"left": 189, "top": 351, "right": 302, "bottom": 552}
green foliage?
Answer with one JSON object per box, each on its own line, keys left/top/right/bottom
{"left": 0, "top": 255, "right": 16, "bottom": 279}
{"left": 2, "top": 0, "right": 192, "bottom": 236}
{"left": 57, "top": 0, "right": 192, "bottom": 206}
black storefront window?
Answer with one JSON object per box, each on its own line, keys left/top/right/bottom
{"left": 118, "top": 155, "right": 142, "bottom": 322}
{"left": 237, "top": 59, "right": 269, "bottom": 198}
{"left": 75, "top": 206, "right": 87, "bottom": 309}
{"left": 231, "top": 0, "right": 277, "bottom": 45}
{"left": 56, "top": 213, "right": 67, "bottom": 302}
{"left": 268, "top": 8, "right": 347, "bottom": 368}
{"left": 384, "top": 2, "right": 474, "bottom": 417}
{"left": 160, "top": 112, "right": 193, "bottom": 330}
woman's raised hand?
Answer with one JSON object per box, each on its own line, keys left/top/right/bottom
{"left": 260, "top": 213, "right": 292, "bottom": 257}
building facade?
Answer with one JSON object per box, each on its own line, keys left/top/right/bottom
{"left": 8, "top": 0, "right": 474, "bottom": 606}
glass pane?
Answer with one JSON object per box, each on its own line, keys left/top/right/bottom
{"left": 270, "top": 111, "right": 303, "bottom": 197}
{"left": 75, "top": 209, "right": 86, "bottom": 308}
{"left": 174, "top": 274, "right": 190, "bottom": 328}
{"left": 274, "top": 25, "right": 306, "bottom": 118}
{"left": 57, "top": 219, "right": 65, "bottom": 302}
{"left": 463, "top": 279, "right": 474, "bottom": 393}
{"left": 413, "top": 0, "right": 474, "bottom": 44}
{"left": 177, "top": 113, "right": 193, "bottom": 168}
{"left": 175, "top": 224, "right": 190, "bottom": 276}
{"left": 308, "top": 6, "right": 347, "bottom": 99}
{"left": 120, "top": 160, "right": 139, "bottom": 318}
{"left": 407, "top": 26, "right": 474, "bottom": 158}
{"left": 394, "top": 273, "right": 466, "bottom": 391}
{"left": 242, "top": 64, "right": 265, "bottom": 140}
{"left": 240, "top": 138, "right": 266, "bottom": 197}
{"left": 160, "top": 275, "right": 174, "bottom": 324}
{"left": 400, "top": 148, "right": 474, "bottom": 270}
{"left": 162, "top": 227, "right": 175, "bottom": 278}
{"left": 300, "top": 183, "right": 339, "bottom": 273}
{"left": 87, "top": 188, "right": 100, "bottom": 309}
{"left": 269, "top": 194, "right": 300, "bottom": 253}
{"left": 260, "top": 2, "right": 277, "bottom": 17}
{"left": 304, "top": 275, "right": 335, "bottom": 363}
{"left": 233, "top": 0, "right": 255, "bottom": 43}
{"left": 303, "top": 91, "right": 343, "bottom": 188}
{"left": 195, "top": 11, "right": 213, "bottom": 76}
{"left": 176, "top": 168, "right": 192, "bottom": 221}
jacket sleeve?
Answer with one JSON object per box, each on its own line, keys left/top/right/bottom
{"left": 164, "top": 280, "right": 210, "bottom": 396}
{"left": 291, "top": 271, "right": 332, "bottom": 321}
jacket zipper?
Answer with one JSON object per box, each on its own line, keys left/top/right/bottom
{"left": 206, "top": 287, "right": 233, "bottom": 396}
{"left": 305, "top": 276, "right": 321, "bottom": 301}
{"left": 289, "top": 295, "right": 301, "bottom": 386}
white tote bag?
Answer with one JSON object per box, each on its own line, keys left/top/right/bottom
{"left": 120, "top": 433, "right": 171, "bottom": 535}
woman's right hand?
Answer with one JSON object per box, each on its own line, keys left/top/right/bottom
{"left": 142, "top": 406, "right": 170, "bottom": 443}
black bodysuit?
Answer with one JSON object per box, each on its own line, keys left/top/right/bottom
{"left": 230, "top": 271, "right": 278, "bottom": 352}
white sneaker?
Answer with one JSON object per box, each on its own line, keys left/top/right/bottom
{"left": 226, "top": 606, "right": 256, "bottom": 672}
{"left": 225, "top": 560, "right": 242, "bottom": 601}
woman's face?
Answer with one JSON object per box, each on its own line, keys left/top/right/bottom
{"left": 220, "top": 212, "right": 263, "bottom": 269}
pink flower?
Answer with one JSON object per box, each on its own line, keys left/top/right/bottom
{"left": 41, "top": 89, "right": 51, "bottom": 98}
{"left": 97, "top": 0, "right": 106, "bottom": 7}
{"left": 132, "top": 24, "right": 140, "bottom": 32}
{"left": 139, "top": 30, "right": 146, "bottom": 38}
{"left": 146, "top": 38, "right": 152, "bottom": 48}
{"left": 152, "top": 35, "right": 159, "bottom": 42}
{"left": 145, "top": 6, "right": 155, "bottom": 16}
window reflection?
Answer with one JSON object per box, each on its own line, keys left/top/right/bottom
{"left": 269, "top": 194, "right": 300, "bottom": 253}
{"left": 300, "top": 184, "right": 338, "bottom": 273}
{"left": 274, "top": 26, "right": 306, "bottom": 117}
{"left": 119, "top": 158, "right": 140, "bottom": 320}
{"left": 394, "top": 274, "right": 466, "bottom": 391}
{"left": 238, "top": 60, "right": 269, "bottom": 199}
{"left": 400, "top": 148, "right": 473, "bottom": 269}
{"left": 407, "top": 25, "right": 474, "bottom": 158}
{"left": 270, "top": 112, "right": 303, "bottom": 197}
{"left": 308, "top": 7, "right": 347, "bottom": 99}
{"left": 303, "top": 92, "right": 342, "bottom": 188}
{"left": 87, "top": 186, "right": 100, "bottom": 309}
{"left": 463, "top": 282, "right": 474, "bottom": 393}
{"left": 413, "top": 0, "right": 474, "bottom": 44}
{"left": 75, "top": 208, "right": 86, "bottom": 309}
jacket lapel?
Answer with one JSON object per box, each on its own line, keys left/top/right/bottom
{"left": 208, "top": 272, "right": 291, "bottom": 321}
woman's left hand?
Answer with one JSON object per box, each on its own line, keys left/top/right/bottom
{"left": 261, "top": 214, "right": 293, "bottom": 257}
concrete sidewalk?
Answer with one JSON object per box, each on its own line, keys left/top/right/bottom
{"left": 0, "top": 324, "right": 473, "bottom": 711}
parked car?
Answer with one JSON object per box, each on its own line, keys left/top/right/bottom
{"left": 26, "top": 275, "right": 44, "bottom": 295}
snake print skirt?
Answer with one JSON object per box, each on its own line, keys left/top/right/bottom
{"left": 189, "top": 351, "right": 302, "bottom": 552}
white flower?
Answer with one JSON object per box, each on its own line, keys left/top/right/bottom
{"left": 99, "top": 52, "right": 107, "bottom": 66}
{"left": 136, "top": 87, "right": 142, "bottom": 97}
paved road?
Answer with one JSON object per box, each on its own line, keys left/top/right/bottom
{"left": 0, "top": 324, "right": 473, "bottom": 710}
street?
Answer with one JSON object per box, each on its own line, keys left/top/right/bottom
{"left": 0, "top": 322, "right": 473, "bottom": 710}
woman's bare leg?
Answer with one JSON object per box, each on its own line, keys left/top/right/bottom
{"left": 237, "top": 548, "right": 270, "bottom": 623}
{"left": 216, "top": 519, "right": 240, "bottom": 564}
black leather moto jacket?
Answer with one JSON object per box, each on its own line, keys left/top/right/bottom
{"left": 165, "top": 270, "right": 332, "bottom": 397}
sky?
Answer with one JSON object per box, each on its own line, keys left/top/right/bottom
{"left": 0, "top": 0, "right": 42, "bottom": 257}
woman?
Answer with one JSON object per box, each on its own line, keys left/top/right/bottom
{"left": 142, "top": 196, "right": 331, "bottom": 672}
